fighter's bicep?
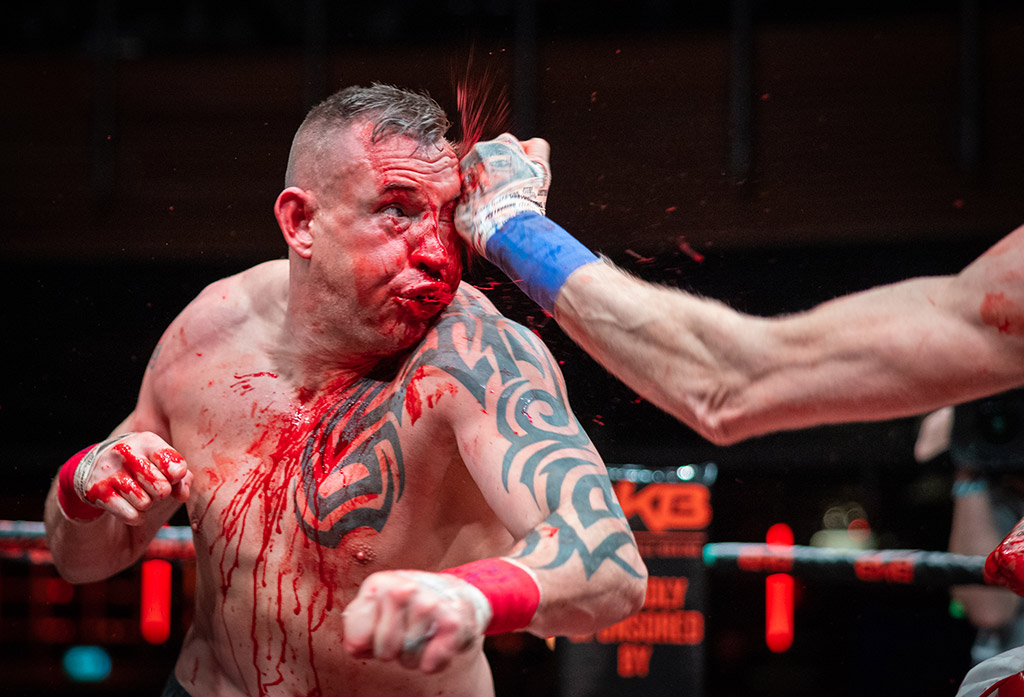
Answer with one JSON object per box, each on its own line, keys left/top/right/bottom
{"left": 446, "top": 322, "right": 606, "bottom": 538}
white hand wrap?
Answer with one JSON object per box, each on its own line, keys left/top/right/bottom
{"left": 457, "top": 135, "right": 550, "bottom": 257}
{"left": 392, "top": 570, "right": 493, "bottom": 637}
{"left": 73, "top": 433, "right": 132, "bottom": 502}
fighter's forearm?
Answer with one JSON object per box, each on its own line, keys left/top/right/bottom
{"left": 45, "top": 484, "right": 140, "bottom": 583}
{"left": 44, "top": 471, "right": 181, "bottom": 584}
{"left": 507, "top": 509, "right": 647, "bottom": 637}
{"left": 556, "top": 263, "right": 1011, "bottom": 443}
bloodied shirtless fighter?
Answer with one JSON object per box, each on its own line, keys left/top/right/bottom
{"left": 43, "top": 84, "right": 647, "bottom": 697}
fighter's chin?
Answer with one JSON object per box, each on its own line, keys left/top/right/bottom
{"left": 376, "top": 302, "right": 445, "bottom": 351}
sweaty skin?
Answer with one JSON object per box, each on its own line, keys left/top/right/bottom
{"left": 45, "top": 123, "right": 645, "bottom": 697}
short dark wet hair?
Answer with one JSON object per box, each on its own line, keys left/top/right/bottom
{"left": 285, "top": 83, "right": 451, "bottom": 188}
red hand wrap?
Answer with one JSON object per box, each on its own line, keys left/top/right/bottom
{"left": 979, "top": 672, "right": 1024, "bottom": 697}
{"left": 57, "top": 445, "right": 104, "bottom": 521}
{"left": 441, "top": 558, "right": 540, "bottom": 635}
{"left": 985, "top": 519, "right": 1024, "bottom": 595}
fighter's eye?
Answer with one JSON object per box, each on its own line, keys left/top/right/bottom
{"left": 382, "top": 204, "right": 406, "bottom": 217}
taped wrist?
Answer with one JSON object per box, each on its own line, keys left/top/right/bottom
{"left": 57, "top": 445, "right": 104, "bottom": 520}
{"left": 441, "top": 557, "right": 541, "bottom": 635}
{"left": 56, "top": 434, "right": 131, "bottom": 521}
{"left": 485, "top": 212, "right": 599, "bottom": 313}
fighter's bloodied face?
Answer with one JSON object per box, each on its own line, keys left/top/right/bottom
{"left": 311, "top": 121, "right": 463, "bottom": 351}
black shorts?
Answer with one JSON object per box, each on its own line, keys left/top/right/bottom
{"left": 160, "top": 673, "right": 193, "bottom": 697}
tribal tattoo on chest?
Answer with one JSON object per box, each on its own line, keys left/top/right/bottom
{"left": 292, "top": 294, "right": 640, "bottom": 579}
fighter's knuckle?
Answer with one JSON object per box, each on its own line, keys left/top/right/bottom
{"left": 412, "top": 593, "right": 441, "bottom": 617}
{"left": 432, "top": 610, "right": 462, "bottom": 637}
{"left": 421, "top": 655, "right": 450, "bottom": 675}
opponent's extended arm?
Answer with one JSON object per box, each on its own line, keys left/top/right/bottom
{"left": 456, "top": 136, "right": 1024, "bottom": 444}
{"left": 562, "top": 228, "right": 1024, "bottom": 443}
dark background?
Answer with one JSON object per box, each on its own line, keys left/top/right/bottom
{"left": 3, "top": 1, "right": 1023, "bottom": 695}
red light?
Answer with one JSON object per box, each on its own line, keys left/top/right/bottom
{"left": 847, "top": 517, "right": 871, "bottom": 545}
{"left": 765, "top": 523, "right": 794, "bottom": 653}
{"left": 45, "top": 577, "right": 75, "bottom": 604}
{"left": 140, "top": 560, "right": 172, "bottom": 644}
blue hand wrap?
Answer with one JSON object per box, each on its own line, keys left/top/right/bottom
{"left": 484, "top": 212, "right": 599, "bottom": 313}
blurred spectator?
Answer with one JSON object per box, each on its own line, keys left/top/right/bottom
{"left": 918, "top": 391, "right": 1024, "bottom": 666}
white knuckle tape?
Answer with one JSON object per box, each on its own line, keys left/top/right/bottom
{"left": 458, "top": 137, "right": 552, "bottom": 256}
{"left": 462, "top": 182, "right": 548, "bottom": 254}
{"left": 391, "top": 571, "right": 492, "bottom": 636}
{"left": 73, "top": 433, "right": 133, "bottom": 502}
{"left": 459, "top": 582, "right": 492, "bottom": 636}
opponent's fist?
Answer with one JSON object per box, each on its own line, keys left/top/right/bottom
{"left": 59, "top": 432, "right": 192, "bottom": 524}
{"left": 456, "top": 134, "right": 551, "bottom": 256}
{"left": 341, "top": 569, "right": 492, "bottom": 674}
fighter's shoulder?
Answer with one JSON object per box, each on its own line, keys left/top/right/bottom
{"left": 415, "top": 282, "right": 560, "bottom": 382}
{"left": 158, "top": 261, "right": 286, "bottom": 358}
{"left": 957, "top": 225, "right": 1024, "bottom": 311}
{"left": 443, "top": 282, "right": 503, "bottom": 319}
{"left": 437, "top": 283, "right": 545, "bottom": 345}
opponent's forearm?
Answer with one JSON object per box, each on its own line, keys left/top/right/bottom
{"left": 555, "top": 260, "right": 773, "bottom": 444}
{"left": 557, "top": 264, "right": 1013, "bottom": 443}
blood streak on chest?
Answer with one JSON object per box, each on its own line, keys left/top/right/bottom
{"left": 206, "top": 373, "right": 403, "bottom": 695}
{"left": 198, "top": 370, "right": 322, "bottom": 695}
{"left": 230, "top": 371, "right": 279, "bottom": 397}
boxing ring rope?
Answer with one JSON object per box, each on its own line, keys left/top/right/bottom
{"left": 0, "top": 520, "right": 196, "bottom": 563}
{"left": 702, "top": 542, "right": 986, "bottom": 586}
{"left": 2, "top": 519, "right": 988, "bottom": 586}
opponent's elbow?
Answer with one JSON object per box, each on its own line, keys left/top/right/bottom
{"left": 685, "top": 389, "right": 749, "bottom": 446}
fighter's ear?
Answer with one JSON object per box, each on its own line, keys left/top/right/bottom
{"left": 276, "top": 187, "right": 315, "bottom": 259}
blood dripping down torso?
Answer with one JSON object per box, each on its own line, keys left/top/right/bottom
{"left": 156, "top": 278, "right": 511, "bottom": 697}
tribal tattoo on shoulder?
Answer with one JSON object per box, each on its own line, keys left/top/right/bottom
{"left": 291, "top": 292, "right": 640, "bottom": 580}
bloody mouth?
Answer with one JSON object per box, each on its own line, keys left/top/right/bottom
{"left": 395, "top": 285, "right": 455, "bottom": 319}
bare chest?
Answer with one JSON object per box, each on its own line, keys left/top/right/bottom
{"left": 165, "top": 352, "right": 469, "bottom": 572}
